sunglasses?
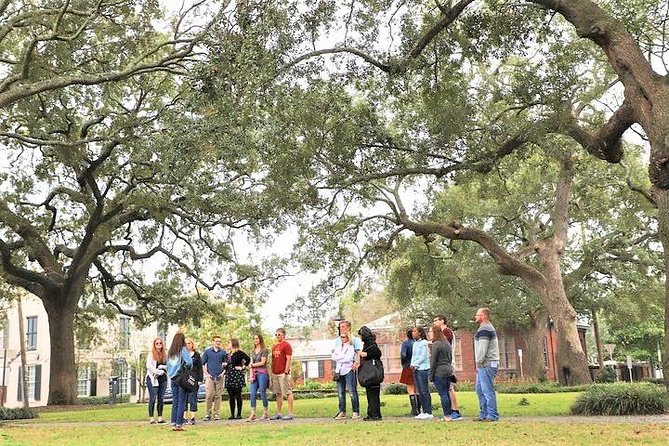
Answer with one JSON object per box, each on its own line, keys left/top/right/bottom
{"left": 274, "top": 333, "right": 284, "bottom": 337}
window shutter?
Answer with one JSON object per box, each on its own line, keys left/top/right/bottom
{"left": 34, "top": 365, "right": 42, "bottom": 400}
{"left": 90, "top": 364, "right": 97, "bottom": 397}
{"left": 130, "top": 367, "right": 137, "bottom": 395}
{"left": 17, "top": 366, "right": 22, "bottom": 401}
{"left": 318, "top": 360, "right": 324, "bottom": 378}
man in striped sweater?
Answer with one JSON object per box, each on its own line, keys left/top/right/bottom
{"left": 473, "top": 307, "right": 500, "bottom": 422}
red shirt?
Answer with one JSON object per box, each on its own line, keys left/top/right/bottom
{"left": 271, "top": 340, "right": 292, "bottom": 374}
{"left": 442, "top": 327, "right": 454, "bottom": 343}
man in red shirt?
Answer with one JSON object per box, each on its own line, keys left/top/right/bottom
{"left": 433, "top": 314, "right": 462, "bottom": 420}
{"left": 270, "top": 327, "right": 294, "bottom": 420}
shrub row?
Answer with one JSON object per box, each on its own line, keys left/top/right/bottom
{"left": 571, "top": 383, "right": 669, "bottom": 416}
{"left": 0, "top": 407, "right": 38, "bottom": 421}
{"left": 77, "top": 395, "right": 130, "bottom": 405}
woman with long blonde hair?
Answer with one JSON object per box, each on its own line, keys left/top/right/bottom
{"left": 146, "top": 337, "right": 168, "bottom": 424}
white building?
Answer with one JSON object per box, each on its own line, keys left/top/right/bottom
{"left": 0, "top": 293, "right": 178, "bottom": 408}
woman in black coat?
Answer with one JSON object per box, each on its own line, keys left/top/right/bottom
{"left": 358, "top": 326, "right": 382, "bottom": 421}
{"left": 225, "top": 338, "right": 251, "bottom": 419}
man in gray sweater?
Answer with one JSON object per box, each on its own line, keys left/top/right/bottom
{"left": 473, "top": 307, "right": 500, "bottom": 421}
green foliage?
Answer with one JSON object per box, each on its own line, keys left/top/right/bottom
{"left": 595, "top": 366, "right": 618, "bottom": 384}
{"left": 383, "top": 383, "right": 408, "bottom": 395}
{"left": 570, "top": 383, "right": 669, "bottom": 415}
{"left": 0, "top": 407, "right": 38, "bottom": 420}
{"left": 76, "top": 395, "right": 130, "bottom": 405}
{"left": 518, "top": 397, "right": 530, "bottom": 406}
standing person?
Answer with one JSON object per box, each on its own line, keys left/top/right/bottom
{"left": 332, "top": 320, "right": 361, "bottom": 419}
{"left": 428, "top": 324, "right": 454, "bottom": 421}
{"left": 411, "top": 326, "right": 433, "bottom": 420}
{"left": 145, "top": 337, "right": 168, "bottom": 424}
{"left": 433, "top": 314, "right": 462, "bottom": 420}
{"left": 225, "top": 338, "right": 251, "bottom": 419}
{"left": 201, "top": 335, "right": 228, "bottom": 421}
{"left": 331, "top": 333, "right": 359, "bottom": 420}
{"left": 358, "top": 326, "right": 382, "bottom": 421}
{"left": 399, "top": 328, "right": 418, "bottom": 416}
{"left": 270, "top": 327, "right": 295, "bottom": 420}
{"left": 247, "top": 334, "right": 270, "bottom": 421}
{"left": 474, "top": 307, "right": 500, "bottom": 422}
{"left": 167, "top": 332, "right": 192, "bottom": 432}
{"left": 184, "top": 338, "right": 203, "bottom": 425}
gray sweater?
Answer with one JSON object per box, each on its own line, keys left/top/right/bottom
{"left": 474, "top": 322, "right": 500, "bottom": 367}
{"left": 429, "top": 339, "right": 453, "bottom": 382}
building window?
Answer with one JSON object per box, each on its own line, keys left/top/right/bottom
{"left": 78, "top": 366, "right": 91, "bottom": 397}
{"left": 18, "top": 365, "right": 42, "bottom": 402}
{"left": 119, "top": 316, "right": 131, "bottom": 350}
{"left": 453, "top": 333, "right": 463, "bottom": 371}
{"left": 26, "top": 316, "right": 37, "bottom": 351}
{"left": 500, "top": 336, "right": 516, "bottom": 369}
{"left": 0, "top": 316, "right": 8, "bottom": 349}
{"left": 117, "top": 360, "right": 129, "bottom": 395}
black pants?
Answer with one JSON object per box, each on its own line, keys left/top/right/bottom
{"left": 365, "top": 385, "right": 382, "bottom": 418}
{"left": 228, "top": 387, "right": 243, "bottom": 416}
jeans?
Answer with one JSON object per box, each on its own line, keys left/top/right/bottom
{"left": 249, "top": 373, "right": 269, "bottom": 409}
{"left": 146, "top": 376, "right": 166, "bottom": 417}
{"left": 413, "top": 369, "right": 432, "bottom": 414}
{"left": 336, "top": 370, "right": 360, "bottom": 414}
{"left": 433, "top": 375, "right": 452, "bottom": 418}
{"left": 476, "top": 365, "right": 499, "bottom": 420}
{"left": 186, "top": 390, "right": 198, "bottom": 412}
{"left": 170, "top": 379, "right": 188, "bottom": 426}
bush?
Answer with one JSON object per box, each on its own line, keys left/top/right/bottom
{"left": 595, "top": 366, "right": 617, "bottom": 383}
{"left": 77, "top": 395, "right": 130, "bottom": 405}
{"left": 383, "top": 383, "right": 407, "bottom": 395}
{"left": 294, "top": 380, "right": 336, "bottom": 391}
{"left": 570, "top": 383, "right": 669, "bottom": 416}
{"left": 496, "top": 381, "right": 591, "bottom": 394}
{"left": 0, "top": 407, "right": 38, "bottom": 420}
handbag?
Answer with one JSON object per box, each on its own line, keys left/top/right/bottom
{"left": 357, "top": 358, "right": 384, "bottom": 387}
{"left": 333, "top": 372, "right": 340, "bottom": 381}
{"left": 177, "top": 362, "right": 199, "bottom": 393}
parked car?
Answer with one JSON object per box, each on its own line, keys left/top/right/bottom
{"left": 163, "top": 382, "right": 206, "bottom": 404}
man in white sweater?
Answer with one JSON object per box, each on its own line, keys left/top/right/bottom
{"left": 473, "top": 308, "right": 500, "bottom": 422}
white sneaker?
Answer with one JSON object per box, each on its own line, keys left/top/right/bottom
{"left": 423, "top": 413, "right": 434, "bottom": 419}
{"left": 414, "top": 413, "right": 428, "bottom": 420}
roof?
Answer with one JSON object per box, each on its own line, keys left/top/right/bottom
{"left": 364, "top": 312, "right": 401, "bottom": 330}
{"left": 288, "top": 338, "right": 334, "bottom": 359}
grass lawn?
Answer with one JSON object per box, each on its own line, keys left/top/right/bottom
{"left": 31, "top": 391, "right": 576, "bottom": 422}
{"left": 2, "top": 392, "right": 667, "bottom": 446}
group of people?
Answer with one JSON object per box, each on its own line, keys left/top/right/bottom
{"left": 398, "top": 308, "right": 499, "bottom": 422}
{"left": 144, "top": 307, "right": 500, "bottom": 431}
{"left": 145, "top": 328, "right": 295, "bottom": 431}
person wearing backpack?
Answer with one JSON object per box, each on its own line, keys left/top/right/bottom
{"left": 358, "top": 326, "right": 382, "bottom": 421}
{"left": 167, "top": 332, "right": 192, "bottom": 431}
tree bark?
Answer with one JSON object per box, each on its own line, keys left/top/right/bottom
{"left": 526, "top": 308, "right": 548, "bottom": 381}
{"left": 43, "top": 294, "right": 79, "bottom": 405}
{"left": 592, "top": 309, "right": 604, "bottom": 381}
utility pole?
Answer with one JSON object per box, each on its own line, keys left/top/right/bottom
{"left": 17, "top": 292, "right": 29, "bottom": 407}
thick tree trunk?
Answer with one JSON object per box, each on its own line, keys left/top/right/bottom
{"left": 526, "top": 308, "right": 548, "bottom": 381}
{"left": 653, "top": 187, "right": 669, "bottom": 390}
{"left": 539, "top": 251, "right": 592, "bottom": 385}
{"left": 43, "top": 296, "right": 79, "bottom": 405}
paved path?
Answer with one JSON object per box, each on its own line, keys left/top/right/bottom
{"left": 4, "top": 414, "right": 669, "bottom": 428}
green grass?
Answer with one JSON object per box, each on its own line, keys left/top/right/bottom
{"left": 2, "top": 419, "right": 668, "bottom": 446}
{"left": 31, "top": 392, "right": 578, "bottom": 423}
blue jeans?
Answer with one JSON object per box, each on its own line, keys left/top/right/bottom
{"left": 146, "top": 376, "right": 167, "bottom": 417}
{"left": 249, "top": 373, "right": 269, "bottom": 410}
{"left": 186, "top": 390, "right": 198, "bottom": 412}
{"left": 336, "top": 370, "right": 360, "bottom": 414}
{"left": 433, "top": 376, "right": 452, "bottom": 418}
{"left": 476, "top": 366, "right": 499, "bottom": 420}
{"left": 170, "top": 379, "right": 188, "bottom": 426}
{"left": 413, "top": 369, "right": 431, "bottom": 414}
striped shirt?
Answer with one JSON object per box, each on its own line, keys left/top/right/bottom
{"left": 474, "top": 322, "right": 499, "bottom": 368}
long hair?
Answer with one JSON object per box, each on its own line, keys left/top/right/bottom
{"left": 413, "top": 326, "right": 427, "bottom": 341}
{"left": 151, "top": 337, "right": 167, "bottom": 363}
{"left": 185, "top": 337, "right": 197, "bottom": 352}
{"left": 168, "top": 332, "right": 186, "bottom": 358}
{"left": 406, "top": 328, "right": 413, "bottom": 340}
{"left": 430, "top": 324, "right": 445, "bottom": 341}
{"left": 253, "top": 333, "right": 265, "bottom": 350}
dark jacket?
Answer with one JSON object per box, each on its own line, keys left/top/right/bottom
{"left": 400, "top": 338, "right": 414, "bottom": 369}
{"left": 191, "top": 350, "right": 204, "bottom": 383}
{"left": 359, "top": 326, "right": 382, "bottom": 360}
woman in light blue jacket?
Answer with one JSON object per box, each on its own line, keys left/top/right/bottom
{"left": 167, "top": 332, "right": 192, "bottom": 431}
{"left": 410, "top": 326, "right": 432, "bottom": 420}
